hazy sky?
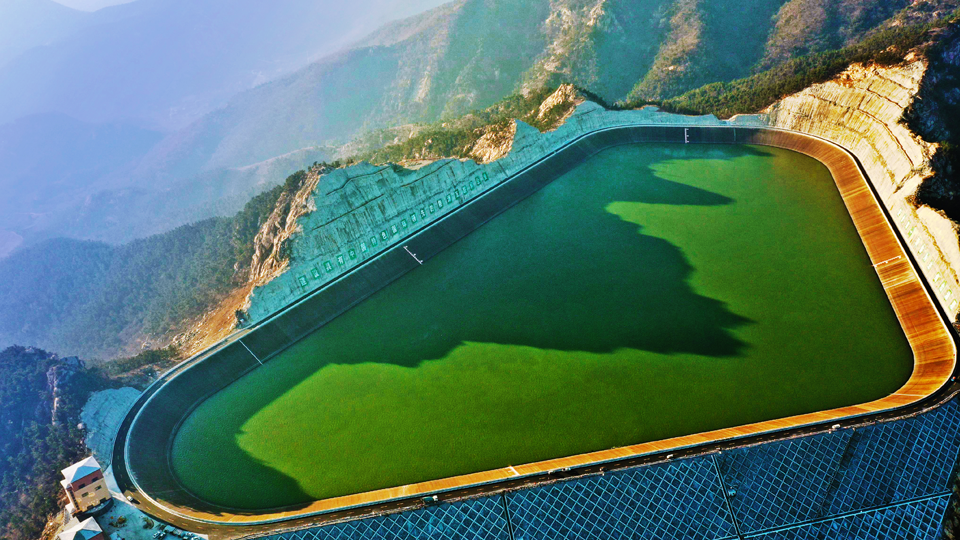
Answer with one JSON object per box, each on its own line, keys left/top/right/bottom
{"left": 50, "top": 0, "right": 135, "bottom": 11}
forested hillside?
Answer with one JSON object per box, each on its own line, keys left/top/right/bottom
{"left": 150, "top": 0, "right": 954, "bottom": 179}
{"left": 629, "top": 21, "right": 943, "bottom": 116}
{"left": 0, "top": 0, "right": 448, "bottom": 248}
{"left": 0, "top": 170, "right": 317, "bottom": 360}
{"left": 0, "top": 347, "right": 102, "bottom": 540}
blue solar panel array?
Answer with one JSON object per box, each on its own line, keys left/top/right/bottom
{"left": 267, "top": 496, "right": 510, "bottom": 540}
{"left": 507, "top": 458, "right": 736, "bottom": 540}
{"left": 257, "top": 401, "right": 960, "bottom": 540}
{"left": 717, "top": 431, "right": 853, "bottom": 533}
{"left": 751, "top": 495, "right": 951, "bottom": 540}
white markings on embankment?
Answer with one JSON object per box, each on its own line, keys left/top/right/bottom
{"left": 873, "top": 256, "right": 902, "bottom": 268}
{"left": 404, "top": 245, "right": 424, "bottom": 265}
{"left": 240, "top": 340, "right": 263, "bottom": 366}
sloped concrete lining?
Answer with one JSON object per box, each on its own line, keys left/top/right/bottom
{"left": 113, "top": 123, "right": 956, "bottom": 534}
{"left": 82, "top": 388, "right": 141, "bottom": 470}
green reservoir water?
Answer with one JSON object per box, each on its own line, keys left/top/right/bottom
{"left": 172, "top": 144, "right": 912, "bottom": 509}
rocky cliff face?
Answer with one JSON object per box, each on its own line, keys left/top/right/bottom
{"left": 247, "top": 170, "right": 323, "bottom": 289}
{"left": 45, "top": 355, "right": 84, "bottom": 425}
{"left": 766, "top": 59, "right": 936, "bottom": 193}
{"left": 468, "top": 84, "right": 586, "bottom": 163}
{"left": 469, "top": 122, "right": 518, "bottom": 164}
{"left": 164, "top": 168, "right": 326, "bottom": 355}
{"left": 766, "top": 56, "right": 960, "bottom": 320}
{"left": 535, "top": 83, "right": 588, "bottom": 125}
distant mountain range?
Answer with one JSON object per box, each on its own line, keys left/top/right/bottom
{"left": 2, "top": 0, "right": 959, "bottom": 360}
{"left": 0, "top": 113, "right": 163, "bottom": 238}
{"left": 0, "top": 0, "right": 951, "bottom": 251}
{"left": 0, "top": 0, "right": 449, "bottom": 245}
{"left": 166, "top": 0, "right": 916, "bottom": 178}
{"left": 0, "top": 0, "right": 452, "bottom": 130}
{"left": 0, "top": 0, "right": 93, "bottom": 69}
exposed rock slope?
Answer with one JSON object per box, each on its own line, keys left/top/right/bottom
{"left": 469, "top": 84, "right": 586, "bottom": 163}
{"left": 248, "top": 170, "right": 324, "bottom": 289}
{"left": 468, "top": 122, "right": 518, "bottom": 164}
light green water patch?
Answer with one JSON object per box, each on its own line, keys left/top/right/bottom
{"left": 171, "top": 144, "right": 911, "bottom": 509}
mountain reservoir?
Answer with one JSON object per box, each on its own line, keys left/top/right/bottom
{"left": 168, "top": 143, "right": 912, "bottom": 509}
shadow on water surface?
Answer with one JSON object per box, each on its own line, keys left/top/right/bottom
{"left": 295, "top": 144, "right": 755, "bottom": 369}
{"left": 176, "top": 145, "right": 765, "bottom": 509}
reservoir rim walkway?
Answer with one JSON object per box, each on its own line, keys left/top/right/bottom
{"left": 110, "top": 124, "right": 959, "bottom": 537}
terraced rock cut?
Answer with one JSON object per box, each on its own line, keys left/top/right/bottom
{"left": 170, "top": 143, "right": 911, "bottom": 510}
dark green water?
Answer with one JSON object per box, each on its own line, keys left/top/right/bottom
{"left": 172, "top": 144, "right": 912, "bottom": 509}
